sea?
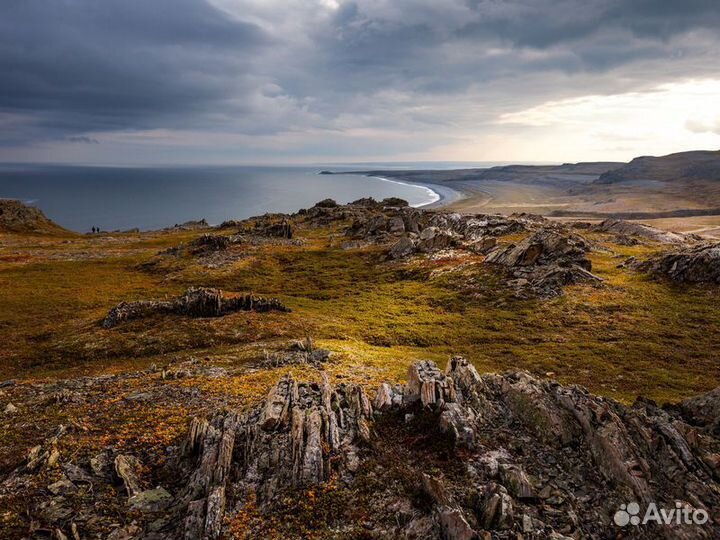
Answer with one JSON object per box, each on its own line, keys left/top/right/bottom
{"left": 0, "top": 162, "right": 497, "bottom": 232}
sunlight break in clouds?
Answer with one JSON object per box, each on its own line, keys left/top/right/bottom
{"left": 497, "top": 79, "right": 720, "bottom": 161}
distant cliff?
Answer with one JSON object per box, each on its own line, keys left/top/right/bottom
{"left": 596, "top": 149, "right": 720, "bottom": 184}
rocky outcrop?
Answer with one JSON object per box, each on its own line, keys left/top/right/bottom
{"left": 102, "top": 287, "right": 290, "bottom": 328}
{"left": 345, "top": 209, "right": 423, "bottom": 242}
{"left": 189, "top": 234, "right": 231, "bottom": 253}
{"left": 484, "top": 228, "right": 601, "bottom": 297}
{"left": 166, "top": 359, "right": 720, "bottom": 539}
{"left": 595, "top": 219, "right": 691, "bottom": 244}
{"left": 259, "top": 338, "right": 332, "bottom": 368}
{"left": 676, "top": 387, "right": 720, "bottom": 436}
{"left": 174, "top": 373, "right": 373, "bottom": 538}
{"left": 636, "top": 242, "right": 720, "bottom": 283}
{"left": 254, "top": 219, "right": 293, "bottom": 239}
{"left": 0, "top": 199, "right": 69, "bottom": 235}
{"left": 368, "top": 359, "right": 720, "bottom": 540}
{"left": 3, "top": 359, "right": 719, "bottom": 539}
{"left": 388, "top": 236, "right": 416, "bottom": 259}
{"left": 429, "top": 212, "right": 543, "bottom": 240}
{"left": 314, "top": 198, "right": 339, "bottom": 208}
{"left": 167, "top": 219, "right": 210, "bottom": 231}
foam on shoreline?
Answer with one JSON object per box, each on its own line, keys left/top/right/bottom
{"left": 368, "top": 175, "right": 463, "bottom": 208}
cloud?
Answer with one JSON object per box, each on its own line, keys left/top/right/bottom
{"left": 1, "top": 0, "right": 720, "bottom": 162}
{"left": 686, "top": 119, "right": 720, "bottom": 136}
{"left": 66, "top": 136, "right": 99, "bottom": 144}
{"left": 0, "top": 0, "right": 268, "bottom": 141}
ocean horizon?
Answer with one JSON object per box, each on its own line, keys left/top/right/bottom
{"left": 0, "top": 163, "right": 487, "bottom": 233}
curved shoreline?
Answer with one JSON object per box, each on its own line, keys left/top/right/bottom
{"left": 365, "top": 174, "right": 467, "bottom": 209}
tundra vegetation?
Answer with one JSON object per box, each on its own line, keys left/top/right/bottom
{"left": 0, "top": 198, "right": 718, "bottom": 539}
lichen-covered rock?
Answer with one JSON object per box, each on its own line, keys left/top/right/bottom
{"left": 102, "top": 287, "right": 290, "bottom": 328}
{"left": 405, "top": 361, "right": 456, "bottom": 407}
{"left": 595, "top": 219, "right": 691, "bottom": 244}
{"left": 114, "top": 454, "right": 143, "bottom": 497}
{"left": 388, "top": 236, "right": 416, "bottom": 259}
{"left": 484, "top": 228, "right": 601, "bottom": 297}
{"left": 484, "top": 229, "right": 590, "bottom": 269}
{"left": 171, "top": 373, "right": 374, "bottom": 538}
{"left": 637, "top": 242, "right": 720, "bottom": 284}
{"left": 6, "top": 359, "right": 720, "bottom": 540}
{"left": 416, "top": 226, "right": 456, "bottom": 253}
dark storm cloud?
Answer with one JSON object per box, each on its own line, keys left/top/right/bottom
{"left": 0, "top": 0, "right": 267, "bottom": 143}
{"left": 459, "top": 0, "right": 720, "bottom": 48}
{"left": 1, "top": 0, "right": 719, "bottom": 154}
{"left": 311, "top": 0, "right": 720, "bottom": 92}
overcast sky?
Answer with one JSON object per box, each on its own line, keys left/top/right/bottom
{"left": 2, "top": 0, "right": 720, "bottom": 165}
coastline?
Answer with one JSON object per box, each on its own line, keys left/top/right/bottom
{"left": 363, "top": 174, "right": 468, "bottom": 209}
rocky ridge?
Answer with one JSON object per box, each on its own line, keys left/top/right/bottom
{"left": 2, "top": 358, "right": 718, "bottom": 539}
{"left": 594, "top": 219, "right": 693, "bottom": 245}
{"left": 635, "top": 242, "right": 720, "bottom": 283}
{"left": 484, "top": 229, "right": 602, "bottom": 297}
{"left": 102, "top": 287, "right": 290, "bottom": 328}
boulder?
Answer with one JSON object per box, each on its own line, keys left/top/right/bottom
{"left": 129, "top": 487, "right": 173, "bottom": 512}
{"left": 380, "top": 197, "right": 409, "bottom": 207}
{"left": 314, "top": 198, "right": 339, "bottom": 208}
{"left": 416, "top": 227, "right": 456, "bottom": 253}
{"left": 484, "top": 228, "right": 601, "bottom": 297}
{"left": 637, "top": 242, "right": 720, "bottom": 283}
{"left": 388, "top": 236, "right": 416, "bottom": 259}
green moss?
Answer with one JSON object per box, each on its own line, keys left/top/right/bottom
{"left": 1, "top": 225, "right": 719, "bottom": 404}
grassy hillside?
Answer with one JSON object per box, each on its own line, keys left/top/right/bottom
{"left": 1, "top": 216, "right": 717, "bottom": 404}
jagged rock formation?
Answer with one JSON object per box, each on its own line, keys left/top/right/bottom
{"left": 102, "top": 287, "right": 290, "bottom": 328}
{"left": 368, "top": 358, "right": 720, "bottom": 540}
{"left": 314, "top": 198, "right": 339, "bottom": 208}
{"left": 2, "top": 358, "right": 719, "bottom": 539}
{"left": 636, "top": 242, "right": 720, "bottom": 283}
{"left": 675, "top": 387, "right": 720, "bottom": 436}
{"left": 0, "top": 199, "right": 69, "bottom": 235}
{"left": 344, "top": 207, "right": 425, "bottom": 242}
{"left": 484, "top": 228, "right": 602, "bottom": 297}
{"left": 175, "top": 373, "right": 373, "bottom": 538}
{"left": 253, "top": 219, "right": 293, "bottom": 239}
{"left": 595, "top": 219, "right": 691, "bottom": 244}
{"left": 189, "top": 234, "right": 231, "bottom": 253}
{"left": 223, "top": 216, "right": 294, "bottom": 239}
{"left": 163, "top": 358, "right": 720, "bottom": 539}
{"left": 429, "top": 212, "right": 544, "bottom": 241}
{"left": 259, "top": 337, "right": 332, "bottom": 368}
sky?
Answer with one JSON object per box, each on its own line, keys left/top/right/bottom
{"left": 1, "top": 0, "right": 720, "bottom": 165}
